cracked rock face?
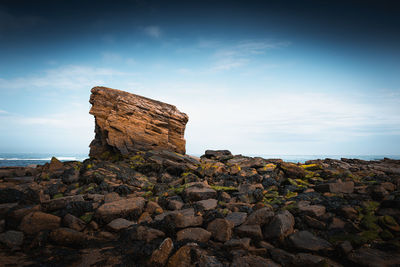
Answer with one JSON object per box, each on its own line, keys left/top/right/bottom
{"left": 89, "top": 86, "right": 188, "bottom": 158}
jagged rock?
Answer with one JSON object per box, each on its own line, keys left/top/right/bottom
{"left": 224, "top": 238, "right": 251, "bottom": 250}
{"left": 89, "top": 86, "right": 188, "bottom": 157}
{"left": 207, "top": 218, "right": 234, "bottom": 242}
{"left": 130, "top": 225, "right": 165, "bottom": 243}
{"left": 167, "top": 243, "right": 198, "bottom": 267}
{"left": 19, "top": 212, "right": 61, "bottom": 235}
{"left": 149, "top": 237, "right": 174, "bottom": 266}
{"left": 226, "top": 212, "right": 247, "bottom": 226}
{"left": 263, "top": 210, "right": 294, "bottom": 240}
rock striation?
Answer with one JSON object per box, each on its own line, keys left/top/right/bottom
{"left": 89, "top": 86, "right": 188, "bottom": 158}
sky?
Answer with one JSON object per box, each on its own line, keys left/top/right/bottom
{"left": 0, "top": 0, "right": 399, "bottom": 156}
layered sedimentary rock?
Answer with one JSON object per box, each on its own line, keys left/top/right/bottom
{"left": 89, "top": 86, "right": 188, "bottom": 158}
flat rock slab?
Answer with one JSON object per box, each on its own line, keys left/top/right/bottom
{"left": 184, "top": 187, "right": 217, "bottom": 201}
{"left": 96, "top": 197, "right": 145, "bottom": 223}
{"left": 176, "top": 227, "right": 211, "bottom": 243}
{"left": 315, "top": 181, "right": 354, "bottom": 194}
{"left": 348, "top": 247, "right": 400, "bottom": 267}
{"left": 107, "top": 218, "right": 135, "bottom": 231}
{"left": 195, "top": 199, "right": 218, "bottom": 210}
{"left": 288, "top": 231, "right": 332, "bottom": 251}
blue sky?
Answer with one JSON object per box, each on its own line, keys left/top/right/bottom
{"left": 0, "top": 0, "right": 399, "bottom": 156}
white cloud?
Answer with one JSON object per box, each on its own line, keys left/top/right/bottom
{"left": 142, "top": 25, "right": 161, "bottom": 38}
{"left": 0, "top": 65, "right": 135, "bottom": 91}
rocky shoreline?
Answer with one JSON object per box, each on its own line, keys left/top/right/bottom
{"left": 1, "top": 151, "right": 399, "bottom": 266}
{"left": 1, "top": 87, "right": 399, "bottom": 266}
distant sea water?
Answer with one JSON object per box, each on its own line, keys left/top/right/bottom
{"left": 0, "top": 153, "right": 89, "bottom": 167}
{"left": 0, "top": 153, "right": 399, "bottom": 167}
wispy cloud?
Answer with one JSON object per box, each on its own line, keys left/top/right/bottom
{"left": 142, "top": 25, "right": 161, "bottom": 38}
{"left": 0, "top": 109, "right": 8, "bottom": 114}
{"left": 0, "top": 65, "right": 135, "bottom": 91}
{"left": 210, "top": 39, "right": 290, "bottom": 72}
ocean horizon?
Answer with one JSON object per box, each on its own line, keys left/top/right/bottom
{"left": 0, "top": 152, "right": 399, "bottom": 167}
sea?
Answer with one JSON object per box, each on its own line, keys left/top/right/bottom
{"left": 0, "top": 152, "right": 399, "bottom": 167}
{"left": 0, "top": 153, "right": 89, "bottom": 167}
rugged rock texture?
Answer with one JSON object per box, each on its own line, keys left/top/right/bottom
{"left": 89, "top": 86, "right": 188, "bottom": 158}
{"left": 1, "top": 151, "right": 400, "bottom": 266}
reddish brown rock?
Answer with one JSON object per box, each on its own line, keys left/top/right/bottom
{"left": 89, "top": 86, "right": 188, "bottom": 157}
{"left": 19, "top": 212, "right": 61, "bottom": 235}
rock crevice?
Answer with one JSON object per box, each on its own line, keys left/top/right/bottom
{"left": 89, "top": 86, "right": 188, "bottom": 158}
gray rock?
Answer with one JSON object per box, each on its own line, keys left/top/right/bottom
{"left": 298, "top": 201, "right": 326, "bottom": 217}
{"left": 348, "top": 247, "right": 400, "bottom": 267}
{"left": 0, "top": 230, "right": 24, "bottom": 248}
{"left": 289, "top": 231, "right": 332, "bottom": 251}
{"left": 196, "top": 199, "right": 218, "bottom": 210}
{"left": 226, "top": 212, "right": 247, "bottom": 226}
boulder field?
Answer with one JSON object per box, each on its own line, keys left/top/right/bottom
{"left": 0, "top": 87, "right": 399, "bottom": 266}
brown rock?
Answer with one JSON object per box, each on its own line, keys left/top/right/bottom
{"left": 231, "top": 255, "right": 280, "bottom": 267}
{"left": 63, "top": 214, "right": 86, "bottom": 232}
{"left": 130, "top": 225, "right": 165, "bottom": 243}
{"left": 263, "top": 210, "right": 295, "bottom": 240}
{"left": 244, "top": 207, "right": 274, "bottom": 225}
{"left": 107, "top": 218, "right": 135, "bottom": 231}
{"left": 49, "top": 228, "right": 88, "bottom": 246}
{"left": 236, "top": 224, "right": 263, "bottom": 240}
{"left": 49, "top": 157, "right": 63, "bottom": 171}
{"left": 315, "top": 180, "right": 354, "bottom": 194}
{"left": 19, "top": 212, "right": 61, "bottom": 235}
{"left": 167, "top": 243, "right": 198, "bottom": 267}
{"left": 176, "top": 227, "right": 211, "bottom": 243}
{"left": 207, "top": 218, "right": 234, "bottom": 242}
{"left": 226, "top": 212, "right": 247, "bottom": 226}
{"left": 278, "top": 162, "right": 306, "bottom": 179}
{"left": 149, "top": 237, "right": 174, "bottom": 266}
{"left": 89, "top": 86, "right": 188, "bottom": 157}
{"left": 96, "top": 197, "right": 145, "bottom": 223}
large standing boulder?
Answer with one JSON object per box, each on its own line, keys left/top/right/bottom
{"left": 89, "top": 86, "right": 188, "bottom": 158}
